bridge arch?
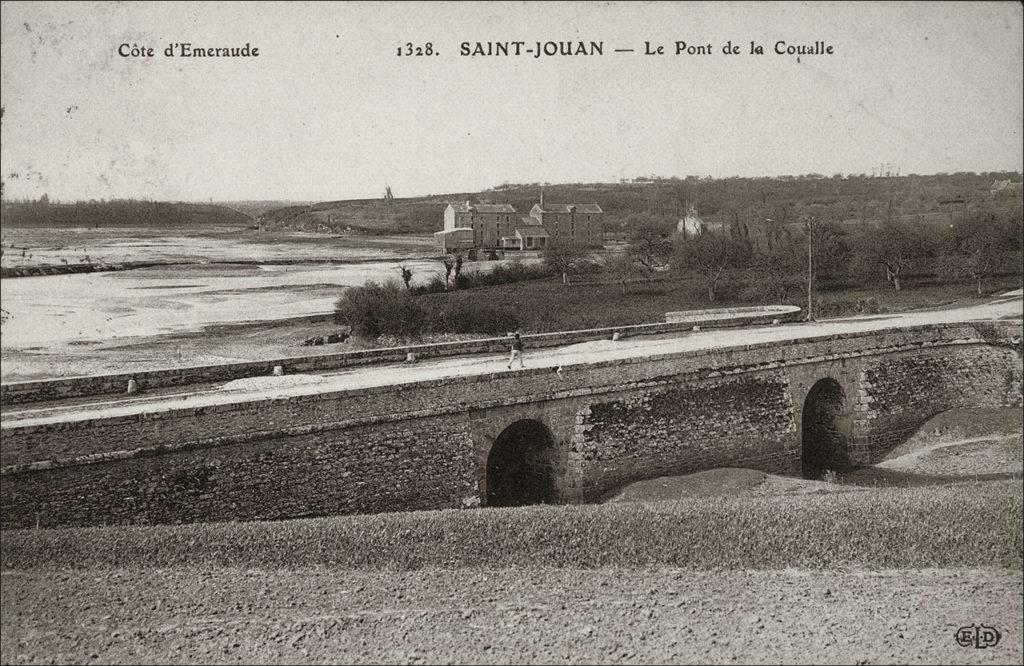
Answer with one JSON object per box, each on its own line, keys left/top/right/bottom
{"left": 800, "top": 377, "right": 850, "bottom": 479}
{"left": 486, "top": 418, "right": 560, "bottom": 507}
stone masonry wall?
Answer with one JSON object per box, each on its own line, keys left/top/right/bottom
{"left": 1, "top": 413, "right": 477, "bottom": 529}
{"left": 1, "top": 322, "right": 1019, "bottom": 528}
{"left": 569, "top": 371, "right": 799, "bottom": 501}
{"left": 3, "top": 321, "right": 917, "bottom": 470}
{"left": 851, "top": 344, "right": 1023, "bottom": 461}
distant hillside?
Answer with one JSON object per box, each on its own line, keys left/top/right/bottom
{"left": 218, "top": 200, "right": 315, "bottom": 218}
{"left": 259, "top": 172, "right": 1023, "bottom": 235}
{"left": 257, "top": 193, "right": 480, "bottom": 235}
{"left": 0, "top": 201, "right": 253, "bottom": 228}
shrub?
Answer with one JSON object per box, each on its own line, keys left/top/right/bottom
{"left": 334, "top": 279, "right": 427, "bottom": 338}
{"left": 739, "top": 252, "right": 803, "bottom": 304}
{"left": 411, "top": 262, "right": 552, "bottom": 296}
{"left": 411, "top": 275, "right": 447, "bottom": 296}
{"left": 430, "top": 299, "right": 519, "bottom": 335}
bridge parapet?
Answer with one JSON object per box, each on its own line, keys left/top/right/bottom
{"left": 0, "top": 306, "right": 802, "bottom": 406}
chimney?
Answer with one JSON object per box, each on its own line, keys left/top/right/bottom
{"left": 540, "top": 189, "right": 545, "bottom": 209}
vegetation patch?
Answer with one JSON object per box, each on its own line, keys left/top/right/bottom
{"left": 3, "top": 481, "right": 1019, "bottom": 571}
{"left": 1, "top": 200, "right": 251, "bottom": 228}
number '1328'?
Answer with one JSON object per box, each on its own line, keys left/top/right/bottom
{"left": 397, "top": 43, "right": 436, "bottom": 56}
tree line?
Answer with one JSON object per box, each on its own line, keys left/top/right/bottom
{"left": 595, "top": 209, "right": 1023, "bottom": 304}
{"left": 334, "top": 208, "right": 1021, "bottom": 340}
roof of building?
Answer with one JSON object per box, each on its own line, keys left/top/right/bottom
{"left": 991, "top": 179, "right": 1023, "bottom": 191}
{"left": 449, "top": 201, "right": 516, "bottom": 213}
{"left": 515, "top": 225, "right": 550, "bottom": 237}
{"left": 433, "top": 228, "right": 474, "bottom": 236}
{"left": 519, "top": 216, "right": 543, "bottom": 227}
{"left": 532, "top": 202, "right": 603, "bottom": 214}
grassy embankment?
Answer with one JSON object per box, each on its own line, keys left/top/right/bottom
{"left": 3, "top": 481, "right": 1020, "bottom": 571}
{"left": 412, "top": 272, "right": 1024, "bottom": 333}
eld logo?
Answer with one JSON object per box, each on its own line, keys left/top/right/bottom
{"left": 955, "top": 624, "right": 1001, "bottom": 649}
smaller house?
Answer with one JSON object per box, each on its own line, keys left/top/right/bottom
{"left": 677, "top": 204, "right": 705, "bottom": 238}
{"left": 433, "top": 227, "right": 474, "bottom": 253}
{"left": 510, "top": 217, "right": 550, "bottom": 250}
{"left": 990, "top": 179, "right": 1023, "bottom": 196}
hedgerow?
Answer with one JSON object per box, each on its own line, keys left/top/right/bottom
{"left": 2, "top": 481, "right": 1020, "bottom": 571}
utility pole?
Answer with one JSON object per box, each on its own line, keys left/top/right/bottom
{"left": 804, "top": 216, "right": 815, "bottom": 322}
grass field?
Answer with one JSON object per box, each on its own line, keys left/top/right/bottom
{"left": 415, "top": 272, "right": 1024, "bottom": 333}
{"left": 3, "top": 480, "right": 1020, "bottom": 571}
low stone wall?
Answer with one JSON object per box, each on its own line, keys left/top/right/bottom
{"left": 664, "top": 305, "right": 800, "bottom": 323}
{"left": 0, "top": 307, "right": 803, "bottom": 406}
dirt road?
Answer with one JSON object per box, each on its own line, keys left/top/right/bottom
{"left": 2, "top": 567, "right": 1020, "bottom": 664}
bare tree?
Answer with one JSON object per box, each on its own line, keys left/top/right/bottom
{"left": 602, "top": 252, "right": 643, "bottom": 295}
{"left": 850, "top": 219, "right": 934, "bottom": 292}
{"left": 543, "top": 243, "right": 588, "bottom": 284}
{"left": 762, "top": 205, "right": 790, "bottom": 253}
{"left": 626, "top": 216, "right": 674, "bottom": 278}
{"left": 441, "top": 255, "right": 455, "bottom": 288}
{"left": 939, "top": 214, "right": 1023, "bottom": 296}
{"left": 673, "top": 232, "right": 752, "bottom": 302}
{"left": 398, "top": 265, "right": 413, "bottom": 291}
{"left": 670, "top": 178, "right": 692, "bottom": 217}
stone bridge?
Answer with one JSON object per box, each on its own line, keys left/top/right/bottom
{"left": 1, "top": 321, "right": 1020, "bottom": 528}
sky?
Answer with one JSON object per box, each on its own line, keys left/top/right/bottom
{"left": 1, "top": 1, "right": 1021, "bottom": 202}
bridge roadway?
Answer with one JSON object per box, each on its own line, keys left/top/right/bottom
{"left": 2, "top": 290, "right": 1021, "bottom": 429}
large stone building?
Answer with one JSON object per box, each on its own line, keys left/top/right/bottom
{"left": 434, "top": 201, "right": 517, "bottom": 252}
{"left": 527, "top": 192, "right": 603, "bottom": 249}
{"left": 435, "top": 194, "right": 603, "bottom": 252}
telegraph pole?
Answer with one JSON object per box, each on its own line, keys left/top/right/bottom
{"left": 804, "top": 216, "right": 815, "bottom": 322}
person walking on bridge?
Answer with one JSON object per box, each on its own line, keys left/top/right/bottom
{"left": 507, "top": 331, "right": 525, "bottom": 370}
